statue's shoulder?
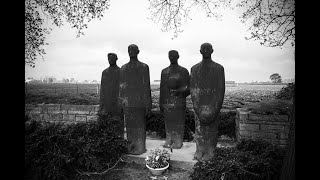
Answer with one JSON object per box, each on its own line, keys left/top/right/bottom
{"left": 212, "top": 61, "right": 224, "bottom": 71}
{"left": 102, "top": 68, "right": 108, "bottom": 73}
{"left": 191, "top": 62, "right": 201, "bottom": 72}
{"left": 120, "top": 63, "right": 129, "bottom": 70}
{"left": 138, "top": 61, "right": 149, "bottom": 70}
{"left": 161, "top": 66, "right": 170, "bottom": 74}
{"left": 178, "top": 65, "right": 189, "bottom": 74}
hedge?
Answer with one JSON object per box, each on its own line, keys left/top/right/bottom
{"left": 190, "top": 139, "right": 285, "bottom": 180}
{"left": 25, "top": 113, "right": 128, "bottom": 180}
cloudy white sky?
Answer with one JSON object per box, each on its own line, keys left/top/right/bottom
{"left": 25, "top": 0, "right": 295, "bottom": 83}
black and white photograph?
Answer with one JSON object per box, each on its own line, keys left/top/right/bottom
{"left": 25, "top": 0, "right": 295, "bottom": 179}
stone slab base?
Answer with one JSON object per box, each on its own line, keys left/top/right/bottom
{"left": 123, "top": 138, "right": 236, "bottom": 170}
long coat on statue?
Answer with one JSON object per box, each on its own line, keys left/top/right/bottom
{"left": 118, "top": 60, "right": 152, "bottom": 155}
{"left": 190, "top": 60, "right": 225, "bottom": 161}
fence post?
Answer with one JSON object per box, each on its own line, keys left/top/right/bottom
{"left": 97, "top": 84, "right": 99, "bottom": 95}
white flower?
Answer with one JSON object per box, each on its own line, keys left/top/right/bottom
{"left": 155, "top": 156, "right": 160, "bottom": 161}
{"left": 145, "top": 156, "right": 150, "bottom": 161}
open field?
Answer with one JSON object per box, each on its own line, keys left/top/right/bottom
{"left": 25, "top": 83, "right": 286, "bottom": 110}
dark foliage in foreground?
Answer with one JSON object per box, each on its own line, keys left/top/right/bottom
{"left": 146, "top": 109, "right": 236, "bottom": 142}
{"left": 190, "top": 139, "right": 285, "bottom": 180}
{"left": 25, "top": 113, "right": 128, "bottom": 180}
{"left": 275, "top": 82, "right": 295, "bottom": 100}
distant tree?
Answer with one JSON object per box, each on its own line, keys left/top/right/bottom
{"left": 48, "top": 77, "right": 54, "bottom": 83}
{"left": 25, "top": 0, "right": 111, "bottom": 68}
{"left": 147, "top": 0, "right": 295, "bottom": 48}
{"left": 270, "top": 73, "right": 282, "bottom": 83}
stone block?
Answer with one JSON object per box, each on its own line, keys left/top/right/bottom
{"left": 89, "top": 111, "right": 98, "bottom": 115}
{"left": 260, "top": 124, "right": 284, "bottom": 132}
{"left": 280, "top": 132, "right": 289, "bottom": 139}
{"left": 249, "top": 114, "right": 271, "bottom": 121}
{"left": 75, "top": 115, "right": 87, "bottom": 122}
{"left": 68, "top": 110, "right": 90, "bottom": 115}
{"left": 238, "top": 109, "right": 249, "bottom": 121}
{"left": 25, "top": 104, "right": 36, "bottom": 111}
{"left": 41, "top": 104, "right": 61, "bottom": 112}
{"left": 249, "top": 114, "right": 288, "bottom": 122}
{"left": 279, "top": 139, "right": 288, "bottom": 145}
{"left": 61, "top": 104, "right": 73, "bottom": 111}
{"left": 28, "top": 113, "right": 43, "bottom": 121}
{"left": 62, "top": 105, "right": 94, "bottom": 115}
{"left": 47, "top": 104, "right": 61, "bottom": 110}
{"left": 255, "top": 121, "right": 290, "bottom": 125}
{"left": 62, "top": 105, "right": 95, "bottom": 112}
{"left": 239, "top": 123, "right": 259, "bottom": 131}
{"left": 272, "top": 114, "right": 288, "bottom": 121}
{"left": 63, "top": 114, "right": 76, "bottom": 121}
{"left": 61, "top": 110, "right": 68, "bottom": 114}
{"left": 47, "top": 109, "right": 61, "bottom": 114}
{"left": 239, "top": 114, "right": 249, "bottom": 121}
{"left": 239, "top": 130, "right": 277, "bottom": 139}
{"left": 284, "top": 125, "right": 290, "bottom": 133}
{"left": 28, "top": 107, "right": 42, "bottom": 114}
{"left": 93, "top": 105, "right": 100, "bottom": 112}
{"left": 43, "top": 113, "right": 63, "bottom": 121}
{"left": 87, "top": 115, "right": 98, "bottom": 122}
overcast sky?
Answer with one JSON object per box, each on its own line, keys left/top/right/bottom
{"left": 25, "top": 0, "right": 295, "bottom": 83}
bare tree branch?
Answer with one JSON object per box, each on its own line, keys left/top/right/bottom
{"left": 147, "top": 0, "right": 231, "bottom": 38}
{"left": 238, "top": 0, "right": 295, "bottom": 47}
{"left": 25, "top": 0, "right": 111, "bottom": 67}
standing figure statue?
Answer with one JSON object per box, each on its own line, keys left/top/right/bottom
{"left": 99, "top": 53, "right": 123, "bottom": 138}
{"left": 190, "top": 43, "right": 225, "bottom": 161}
{"left": 119, "top": 44, "right": 152, "bottom": 155}
{"left": 99, "top": 53, "right": 121, "bottom": 115}
{"left": 160, "top": 50, "right": 190, "bottom": 149}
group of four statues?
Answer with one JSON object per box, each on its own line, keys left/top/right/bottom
{"left": 99, "top": 43, "right": 225, "bottom": 161}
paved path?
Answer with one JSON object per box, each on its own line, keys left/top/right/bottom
{"left": 124, "top": 137, "right": 237, "bottom": 170}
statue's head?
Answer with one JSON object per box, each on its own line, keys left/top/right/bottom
{"left": 128, "top": 44, "right": 139, "bottom": 58}
{"left": 200, "top": 43, "right": 214, "bottom": 58}
{"left": 168, "top": 50, "right": 179, "bottom": 64}
{"left": 108, "top": 53, "right": 118, "bottom": 65}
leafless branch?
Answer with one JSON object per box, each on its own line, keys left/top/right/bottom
{"left": 75, "top": 156, "right": 124, "bottom": 176}
{"left": 239, "top": 0, "right": 295, "bottom": 47}
{"left": 148, "top": 0, "right": 231, "bottom": 38}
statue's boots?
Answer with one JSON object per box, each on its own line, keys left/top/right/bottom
{"left": 164, "top": 124, "right": 185, "bottom": 149}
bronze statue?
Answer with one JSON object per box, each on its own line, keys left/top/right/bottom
{"left": 99, "top": 53, "right": 123, "bottom": 138}
{"left": 190, "top": 43, "right": 225, "bottom": 161}
{"left": 99, "top": 53, "right": 121, "bottom": 115}
{"left": 118, "top": 44, "right": 152, "bottom": 155}
{"left": 160, "top": 50, "right": 190, "bottom": 149}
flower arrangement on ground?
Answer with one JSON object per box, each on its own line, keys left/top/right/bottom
{"left": 145, "top": 148, "right": 170, "bottom": 169}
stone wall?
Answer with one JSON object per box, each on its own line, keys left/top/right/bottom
{"left": 25, "top": 104, "right": 99, "bottom": 124}
{"left": 236, "top": 108, "right": 290, "bottom": 147}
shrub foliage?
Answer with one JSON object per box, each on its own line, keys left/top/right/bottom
{"left": 146, "top": 109, "right": 236, "bottom": 142}
{"left": 25, "top": 113, "right": 128, "bottom": 180}
{"left": 275, "top": 82, "right": 295, "bottom": 100}
{"left": 190, "top": 139, "right": 285, "bottom": 180}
